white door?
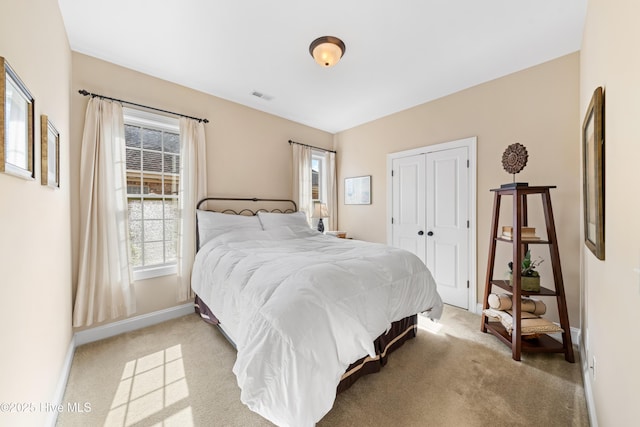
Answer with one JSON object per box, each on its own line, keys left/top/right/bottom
{"left": 391, "top": 155, "right": 426, "bottom": 261}
{"left": 425, "top": 147, "right": 469, "bottom": 309}
{"left": 390, "top": 145, "right": 470, "bottom": 309}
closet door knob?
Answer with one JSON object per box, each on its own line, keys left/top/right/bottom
{"left": 427, "top": 231, "right": 434, "bottom": 236}
{"left": 418, "top": 231, "right": 424, "bottom": 236}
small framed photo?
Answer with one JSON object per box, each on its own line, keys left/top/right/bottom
{"left": 0, "top": 56, "right": 35, "bottom": 179}
{"left": 582, "top": 86, "right": 604, "bottom": 260}
{"left": 41, "top": 115, "right": 60, "bottom": 188}
{"left": 344, "top": 175, "right": 371, "bottom": 205}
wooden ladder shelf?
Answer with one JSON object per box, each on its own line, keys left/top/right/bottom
{"left": 481, "top": 185, "right": 574, "bottom": 362}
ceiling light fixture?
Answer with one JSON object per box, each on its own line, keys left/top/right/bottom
{"left": 309, "top": 36, "right": 346, "bottom": 68}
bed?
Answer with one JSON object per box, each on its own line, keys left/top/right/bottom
{"left": 191, "top": 197, "right": 443, "bottom": 427}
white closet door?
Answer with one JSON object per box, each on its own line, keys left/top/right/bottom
{"left": 425, "top": 146, "right": 469, "bottom": 309}
{"left": 391, "top": 155, "right": 426, "bottom": 263}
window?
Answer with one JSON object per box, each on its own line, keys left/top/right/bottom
{"left": 311, "top": 151, "right": 326, "bottom": 202}
{"left": 311, "top": 151, "right": 327, "bottom": 229}
{"left": 124, "top": 108, "right": 180, "bottom": 280}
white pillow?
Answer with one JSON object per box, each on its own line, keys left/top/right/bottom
{"left": 196, "top": 210, "right": 262, "bottom": 247}
{"left": 257, "top": 211, "right": 309, "bottom": 230}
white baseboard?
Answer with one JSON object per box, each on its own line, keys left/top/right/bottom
{"left": 475, "top": 302, "right": 486, "bottom": 316}
{"left": 581, "top": 345, "right": 599, "bottom": 427}
{"left": 75, "top": 302, "right": 194, "bottom": 346}
{"left": 46, "top": 335, "right": 76, "bottom": 427}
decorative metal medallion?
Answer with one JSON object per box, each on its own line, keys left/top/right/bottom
{"left": 502, "top": 143, "right": 528, "bottom": 174}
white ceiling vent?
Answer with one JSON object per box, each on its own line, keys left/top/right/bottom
{"left": 251, "top": 90, "right": 273, "bottom": 101}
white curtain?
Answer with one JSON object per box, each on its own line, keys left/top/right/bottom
{"left": 325, "top": 151, "right": 338, "bottom": 230}
{"left": 73, "top": 98, "right": 135, "bottom": 327}
{"left": 177, "top": 117, "right": 207, "bottom": 302}
{"left": 292, "top": 143, "right": 313, "bottom": 223}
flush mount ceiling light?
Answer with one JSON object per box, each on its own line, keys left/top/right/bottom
{"left": 309, "top": 36, "right": 346, "bottom": 67}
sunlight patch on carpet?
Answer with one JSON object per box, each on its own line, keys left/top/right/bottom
{"left": 417, "top": 314, "right": 443, "bottom": 334}
{"left": 105, "top": 344, "right": 193, "bottom": 426}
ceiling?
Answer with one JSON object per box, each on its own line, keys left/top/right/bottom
{"left": 58, "top": 0, "right": 587, "bottom": 134}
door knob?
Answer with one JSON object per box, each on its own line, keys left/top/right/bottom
{"left": 427, "top": 231, "right": 434, "bottom": 236}
{"left": 418, "top": 231, "right": 424, "bottom": 236}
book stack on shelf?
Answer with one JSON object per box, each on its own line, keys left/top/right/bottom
{"left": 501, "top": 226, "right": 539, "bottom": 241}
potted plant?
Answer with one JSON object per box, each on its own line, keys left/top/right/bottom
{"left": 508, "top": 250, "right": 544, "bottom": 292}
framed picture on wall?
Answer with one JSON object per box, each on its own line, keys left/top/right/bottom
{"left": 582, "top": 86, "right": 604, "bottom": 260}
{"left": 344, "top": 175, "right": 371, "bottom": 205}
{"left": 41, "top": 115, "right": 60, "bottom": 188}
{"left": 0, "top": 56, "right": 35, "bottom": 180}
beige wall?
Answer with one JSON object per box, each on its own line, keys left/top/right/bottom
{"left": 0, "top": 0, "right": 72, "bottom": 425}
{"left": 336, "top": 53, "right": 581, "bottom": 326}
{"left": 580, "top": 0, "right": 640, "bottom": 424}
{"left": 70, "top": 53, "right": 334, "bottom": 327}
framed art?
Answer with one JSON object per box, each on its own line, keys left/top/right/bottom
{"left": 344, "top": 175, "right": 371, "bottom": 205}
{"left": 41, "top": 115, "right": 60, "bottom": 188}
{"left": 582, "top": 86, "right": 604, "bottom": 260}
{"left": 0, "top": 56, "right": 35, "bottom": 179}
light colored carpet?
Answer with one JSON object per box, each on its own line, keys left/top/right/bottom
{"left": 57, "top": 305, "right": 588, "bottom": 426}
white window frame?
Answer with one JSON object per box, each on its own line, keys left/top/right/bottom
{"left": 311, "top": 150, "right": 327, "bottom": 202}
{"left": 123, "top": 107, "right": 180, "bottom": 281}
{"left": 311, "top": 150, "right": 328, "bottom": 229}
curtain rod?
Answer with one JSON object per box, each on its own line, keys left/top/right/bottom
{"left": 288, "top": 139, "right": 336, "bottom": 154}
{"left": 78, "top": 89, "right": 210, "bottom": 124}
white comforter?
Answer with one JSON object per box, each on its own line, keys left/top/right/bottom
{"left": 191, "top": 226, "right": 442, "bottom": 427}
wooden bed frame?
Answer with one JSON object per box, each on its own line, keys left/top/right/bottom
{"left": 194, "top": 196, "right": 419, "bottom": 393}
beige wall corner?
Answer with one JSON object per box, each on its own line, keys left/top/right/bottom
{"left": 0, "top": 0, "right": 73, "bottom": 426}
{"left": 580, "top": 0, "right": 640, "bottom": 425}
{"left": 335, "top": 53, "right": 581, "bottom": 327}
